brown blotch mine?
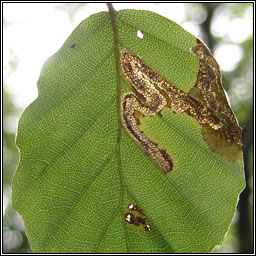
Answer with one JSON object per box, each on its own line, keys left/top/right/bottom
{"left": 124, "top": 204, "right": 152, "bottom": 232}
{"left": 121, "top": 46, "right": 242, "bottom": 163}
{"left": 189, "top": 39, "right": 242, "bottom": 161}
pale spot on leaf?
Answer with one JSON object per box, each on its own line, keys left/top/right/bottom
{"left": 136, "top": 29, "right": 144, "bottom": 40}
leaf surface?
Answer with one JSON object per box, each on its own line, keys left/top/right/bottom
{"left": 12, "top": 10, "right": 245, "bottom": 253}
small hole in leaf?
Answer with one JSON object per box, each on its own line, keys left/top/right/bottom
{"left": 136, "top": 30, "right": 144, "bottom": 40}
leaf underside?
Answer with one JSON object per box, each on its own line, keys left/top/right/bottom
{"left": 12, "top": 10, "right": 245, "bottom": 253}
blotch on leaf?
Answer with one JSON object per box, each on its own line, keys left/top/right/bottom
{"left": 124, "top": 204, "right": 152, "bottom": 232}
{"left": 121, "top": 46, "right": 242, "bottom": 163}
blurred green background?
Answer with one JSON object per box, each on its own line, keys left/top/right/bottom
{"left": 3, "top": 3, "right": 253, "bottom": 253}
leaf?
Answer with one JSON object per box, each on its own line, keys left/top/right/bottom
{"left": 12, "top": 9, "right": 245, "bottom": 253}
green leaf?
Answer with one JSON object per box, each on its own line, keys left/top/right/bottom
{"left": 12, "top": 9, "right": 245, "bottom": 253}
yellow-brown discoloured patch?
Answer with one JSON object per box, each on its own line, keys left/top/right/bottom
{"left": 121, "top": 46, "right": 242, "bottom": 164}
{"left": 189, "top": 39, "right": 242, "bottom": 161}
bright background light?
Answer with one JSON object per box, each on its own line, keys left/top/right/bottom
{"left": 215, "top": 44, "right": 243, "bottom": 71}
{"left": 3, "top": 3, "right": 253, "bottom": 253}
{"left": 4, "top": 3, "right": 252, "bottom": 108}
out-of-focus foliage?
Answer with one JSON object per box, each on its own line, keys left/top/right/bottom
{"left": 197, "top": 3, "right": 253, "bottom": 253}
{"left": 3, "top": 3, "right": 253, "bottom": 253}
{"left": 3, "top": 89, "right": 19, "bottom": 185}
{"left": 3, "top": 22, "right": 32, "bottom": 252}
{"left": 3, "top": 88, "right": 32, "bottom": 253}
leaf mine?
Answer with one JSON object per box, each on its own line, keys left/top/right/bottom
{"left": 121, "top": 45, "right": 242, "bottom": 164}
{"left": 124, "top": 204, "right": 152, "bottom": 232}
